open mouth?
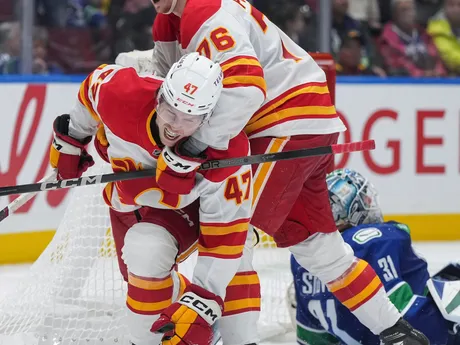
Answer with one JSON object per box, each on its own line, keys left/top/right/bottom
{"left": 164, "top": 127, "right": 179, "bottom": 140}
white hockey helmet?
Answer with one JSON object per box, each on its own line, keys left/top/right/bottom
{"left": 158, "top": 52, "right": 223, "bottom": 119}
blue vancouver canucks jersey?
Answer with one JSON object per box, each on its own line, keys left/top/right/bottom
{"left": 291, "top": 221, "right": 451, "bottom": 345}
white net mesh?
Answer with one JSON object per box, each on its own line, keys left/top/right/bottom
{"left": 0, "top": 161, "right": 293, "bottom": 345}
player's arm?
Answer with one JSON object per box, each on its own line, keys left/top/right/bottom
{"left": 151, "top": 133, "right": 253, "bottom": 344}
{"left": 114, "top": 14, "right": 180, "bottom": 76}
{"left": 182, "top": 10, "right": 267, "bottom": 151}
{"left": 356, "top": 226, "right": 448, "bottom": 341}
{"left": 394, "top": 223, "right": 430, "bottom": 295}
{"left": 49, "top": 64, "right": 120, "bottom": 179}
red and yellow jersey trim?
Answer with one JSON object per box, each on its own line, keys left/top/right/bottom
{"left": 128, "top": 272, "right": 173, "bottom": 290}
{"left": 127, "top": 273, "right": 174, "bottom": 315}
{"left": 102, "top": 182, "right": 115, "bottom": 208}
{"left": 327, "top": 259, "right": 384, "bottom": 311}
{"left": 145, "top": 109, "right": 158, "bottom": 147}
{"left": 78, "top": 73, "right": 99, "bottom": 122}
{"left": 78, "top": 64, "right": 110, "bottom": 122}
{"left": 221, "top": 56, "right": 267, "bottom": 98}
{"left": 223, "top": 271, "right": 261, "bottom": 316}
{"left": 244, "top": 82, "right": 336, "bottom": 137}
{"left": 198, "top": 218, "right": 250, "bottom": 259}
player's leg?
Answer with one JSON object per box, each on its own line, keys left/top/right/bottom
{"left": 286, "top": 135, "right": 428, "bottom": 344}
{"left": 109, "top": 208, "right": 138, "bottom": 282}
{"left": 111, "top": 203, "right": 199, "bottom": 345}
{"left": 219, "top": 226, "right": 261, "bottom": 345}
{"left": 249, "top": 136, "right": 314, "bottom": 243}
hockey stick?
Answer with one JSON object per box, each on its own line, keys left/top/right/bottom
{"left": 0, "top": 140, "right": 374, "bottom": 197}
{"left": 0, "top": 171, "right": 58, "bottom": 223}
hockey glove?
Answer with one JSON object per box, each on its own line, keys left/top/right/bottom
{"left": 94, "top": 124, "right": 110, "bottom": 163}
{"left": 49, "top": 114, "right": 94, "bottom": 180}
{"left": 156, "top": 139, "right": 207, "bottom": 195}
{"left": 115, "top": 49, "right": 155, "bottom": 74}
{"left": 151, "top": 284, "right": 223, "bottom": 345}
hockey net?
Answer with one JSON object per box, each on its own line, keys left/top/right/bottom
{"left": 0, "top": 158, "right": 293, "bottom": 345}
{"left": 0, "top": 53, "right": 335, "bottom": 345}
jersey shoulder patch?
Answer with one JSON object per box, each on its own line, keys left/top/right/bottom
{"left": 351, "top": 227, "right": 383, "bottom": 245}
{"left": 393, "top": 222, "right": 411, "bottom": 234}
{"left": 153, "top": 13, "right": 181, "bottom": 42}
{"left": 180, "top": 0, "right": 221, "bottom": 48}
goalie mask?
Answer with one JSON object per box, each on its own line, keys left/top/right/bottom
{"left": 326, "top": 168, "right": 383, "bottom": 228}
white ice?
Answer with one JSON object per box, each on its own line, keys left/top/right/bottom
{"left": 0, "top": 241, "right": 458, "bottom": 345}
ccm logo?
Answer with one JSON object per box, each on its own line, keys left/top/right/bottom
{"left": 177, "top": 97, "right": 195, "bottom": 107}
{"left": 179, "top": 295, "right": 219, "bottom": 322}
{"left": 163, "top": 151, "right": 191, "bottom": 170}
{"left": 53, "top": 138, "right": 63, "bottom": 151}
{"left": 40, "top": 175, "right": 102, "bottom": 190}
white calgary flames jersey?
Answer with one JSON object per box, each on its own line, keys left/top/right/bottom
{"left": 151, "top": 0, "right": 346, "bottom": 149}
{"left": 67, "top": 64, "right": 252, "bottom": 299}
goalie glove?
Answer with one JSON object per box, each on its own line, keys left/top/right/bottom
{"left": 151, "top": 284, "right": 223, "bottom": 345}
{"left": 156, "top": 139, "right": 207, "bottom": 195}
{"left": 49, "top": 114, "right": 94, "bottom": 180}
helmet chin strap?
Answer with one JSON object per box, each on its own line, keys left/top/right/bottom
{"left": 165, "top": 0, "right": 178, "bottom": 14}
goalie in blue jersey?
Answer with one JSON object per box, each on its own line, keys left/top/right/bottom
{"left": 290, "top": 168, "right": 460, "bottom": 345}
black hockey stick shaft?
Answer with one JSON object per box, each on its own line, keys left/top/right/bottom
{"left": 0, "top": 140, "right": 374, "bottom": 197}
{"left": 0, "top": 171, "right": 57, "bottom": 222}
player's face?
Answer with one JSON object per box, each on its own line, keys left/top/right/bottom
{"left": 150, "top": 0, "right": 174, "bottom": 14}
{"left": 156, "top": 100, "right": 204, "bottom": 147}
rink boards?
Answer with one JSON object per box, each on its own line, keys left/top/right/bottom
{"left": 0, "top": 76, "right": 459, "bottom": 263}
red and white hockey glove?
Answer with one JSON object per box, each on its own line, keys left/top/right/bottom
{"left": 49, "top": 114, "right": 94, "bottom": 180}
{"left": 156, "top": 139, "right": 206, "bottom": 195}
{"left": 151, "top": 284, "right": 223, "bottom": 345}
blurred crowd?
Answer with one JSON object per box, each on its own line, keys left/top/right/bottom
{"left": 1, "top": 0, "right": 460, "bottom": 77}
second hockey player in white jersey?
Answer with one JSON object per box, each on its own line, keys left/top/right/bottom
{"left": 115, "top": 0, "right": 429, "bottom": 343}
{"left": 48, "top": 53, "right": 260, "bottom": 345}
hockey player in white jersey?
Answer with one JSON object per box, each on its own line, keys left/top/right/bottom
{"left": 48, "top": 53, "right": 260, "bottom": 345}
{"left": 115, "top": 0, "right": 430, "bottom": 344}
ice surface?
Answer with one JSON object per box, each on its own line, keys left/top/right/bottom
{"left": 0, "top": 242, "right": 457, "bottom": 345}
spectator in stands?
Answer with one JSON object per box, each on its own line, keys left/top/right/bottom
{"left": 67, "top": 0, "right": 87, "bottom": 27}
{"left": 348, "top": 0, "right": 382, "bottom": 33}
{"left": 416, "top": 0, "right": 443, "bottom": 26}
{"left": 427, "top": 0, "right": 460, "bottom": 75}
{"left": 108, "top": 0, "right": 155, "bottom": 58}
{"left": 304, "top": 0, "right": 318, "bottom": 13}
{"left": 331, "top": 0, "right": 375, "bottom": 69}
{"left": 377, "top": 0, "right": 441, "bottom": 26}
{"left": 0, "top": 22, "right": 62, "bottom": 74}
{"left": 66, "top": 0, "right": 108, "bottom": 28}
{"left": 377, "top": 0, "right": 393, "bottom": 25}
{"left": 267, "top": 0, "right": 317, "bottom": 52}
{"left": 0, "top": 21, "right": 20, "bottom": 74}
{"left": 84, "top": 0, "right": 108, "bottom": 29}
{"left": 332, "top": 0, "right": 362, "bottom": 54}
{"left": 35, "top": 0, "right": 69, "bottom": 27}
{"left": 378, "top": 0, "right": 446, "bottom": 77}
{"left": 336, "top": 30, "right": 385, "bottom": 76}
